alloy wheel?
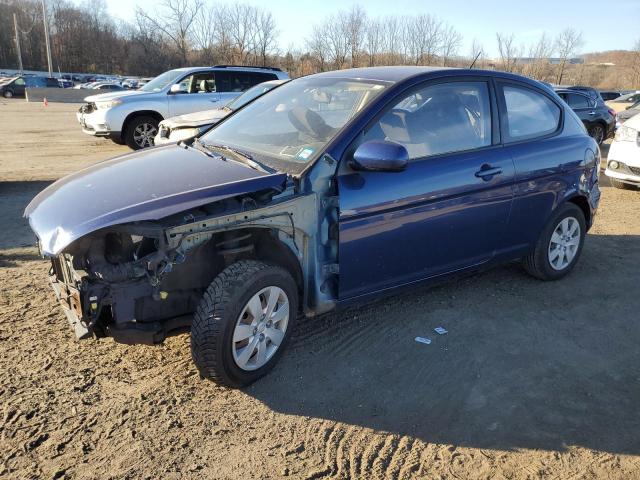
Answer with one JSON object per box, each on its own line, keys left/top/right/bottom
{"left": 547, "top": 216, "right": 581, "bottom": 271}
{"left": 590, "top": 125, "right": 604, "bottom": 144}
{"left": 132, "top": 122, "right": 157, "bottom": 148}
{"left": 232, "top": 286, "right": 290, "bottom": 371}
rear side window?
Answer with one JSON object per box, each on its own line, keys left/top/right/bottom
{"left": 217, "top": 71, "right": 278, "bottom": 92}
{"left": 566, "top": 93, "right": 592, "bottom": 109}
{"left": 503, "top": 85, "right": 561, "bottom": 141}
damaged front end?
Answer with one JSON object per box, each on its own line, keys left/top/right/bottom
{"left": 29, "top": 149, "right": 341, "bottom": 345}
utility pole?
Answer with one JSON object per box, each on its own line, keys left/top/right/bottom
{"left": 41, "top": 0, "right": 53, "bottom": 78}
{"left": 13, "top": 13, "right": 23, "bottom": 74}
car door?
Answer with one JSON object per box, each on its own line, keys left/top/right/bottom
{"left": 495, "top": 81, "right": 579, "bottom": 253}
{"left": 565, "top": 92, "right": 597, "bottom": 128}
{"left": 168, "top": 71, "right": 221, "bottom": 117}
{"left": 337, "top": 79, "right": 515, "bottom": 299}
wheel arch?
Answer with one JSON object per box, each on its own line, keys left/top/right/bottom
{"left": 565, "top": 194, "right": 592, "bottom": 229}
{"left": 122, "top": 110, "right": 164, "bottom": 136}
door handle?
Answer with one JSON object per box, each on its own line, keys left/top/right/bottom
{"left": 475, "top": 165, "right": 502, "bottom": 180}
{"left": 588, "top": 111, "right": 596, "bottom": 115}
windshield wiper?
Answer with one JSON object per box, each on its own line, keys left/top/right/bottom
{"left": 189, "top": 138, "right": 226, "bottom": 160}
{"left": 203, "top": 143, "right": 274, "bottom": 173}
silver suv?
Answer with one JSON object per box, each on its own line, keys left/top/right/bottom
{"left": 76, "top": 66, "right": 289, "bottom": 150}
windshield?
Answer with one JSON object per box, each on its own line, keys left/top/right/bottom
{"left": 139, "top": 70, "right": 181, "bottom": 92}
{"left": 225, "top": 82, "right": 282, "bottom": 111}
{"left": 201, "top": 76, "right": 387, "bottom": 174}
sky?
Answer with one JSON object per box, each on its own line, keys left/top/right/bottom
{"left": 103, "top": 0, "right": 640, "bottom": 58}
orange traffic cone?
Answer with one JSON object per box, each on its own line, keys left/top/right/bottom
{"left": 43, "top": 97, "right": 48, "bottom": 107}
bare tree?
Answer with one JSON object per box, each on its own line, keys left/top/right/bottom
{"left": 525, "top": 32, "right": 554, "bottom": 81}
{"left": 440, "top": 24, "right": 462, "bottom": 66}
{"left": 306, "top": 24, "right": 329, "bottom": 71}
{"left": 135, "top": 0, "right": 202, "bottom": 65}
{"left": 255, "top": 8, "right": 278, "bottom": 66}
{"left": 226, "top": 3, "right": 258, "bottom": 64}
{"left": 631, "top": 39, "right": 640, "bottom": 88}
{"left": 325, "top": 13, "right": 349, "bottom": 69}
{"left": 496, "top": 32, "right": 520, "bottom": 73}
{"left": 555, "top": 28, "right": 583, "bottom": 84}
{"left": 345, "top": 5, "right": 366, "bottom": 67}
{"left": 365, "top": 18, "right": 384, "bottom": 66}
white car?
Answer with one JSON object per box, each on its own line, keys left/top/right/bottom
{"left": 154, "top": 79, "right": 287, "bottom": 146}
{"left": 605, "top": 112, "right": 640, "bottom": 189}
{"left": 75, "top": 66, "right": 289, "bottom": 150}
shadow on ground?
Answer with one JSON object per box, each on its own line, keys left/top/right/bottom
{"left": 247, "top": 233, "right": 640, "bottom": 455}
{"left": 0, "top": 181, "right": 51, "bottom": 250}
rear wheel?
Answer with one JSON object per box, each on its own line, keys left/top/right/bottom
{"left": 588, "top": 124, "right": 605, "bottom": 145}
{"left": 191, "top": 260, "right": 298, "bottom": 388}
{"left": 522, "top": 203, "right": 586, "bottom": 280}
{"left": 124, "top": 115, "right": 158, "bottom": 150}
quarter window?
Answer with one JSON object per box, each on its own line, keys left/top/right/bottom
{"left": 566, "top": 93, "right": 591, "bottom": 109}
{"left": 503, "top": 85, "right": 561, "bottom": 140}
{"left": 362, "top": 82, "right": 492, "bottom": 159}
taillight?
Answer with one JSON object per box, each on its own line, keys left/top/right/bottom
{"left": 607, "top": 107, "right": 616, "bottom": 118}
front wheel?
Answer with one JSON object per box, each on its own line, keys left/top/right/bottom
{"left": 191, "top": 260, "right": 298, "bottom": 388}
{"left": 124, "top": 115, "right": 159, "bottom": 150}
{"left": 609, "top": 177, "right": 635, "bottom": 190}
{"left": 522, "top": 203, "right": 586, "bottom": 280}
{"left": 3, "top": 90, "right": 13, "bottom": 98}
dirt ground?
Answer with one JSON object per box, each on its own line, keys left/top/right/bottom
{"left": 1, "top": 99, "right": 640, "bottom": 480}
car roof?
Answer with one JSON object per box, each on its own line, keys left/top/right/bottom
{"left": 307, "top": 66, "right": 550, "bottom": 90}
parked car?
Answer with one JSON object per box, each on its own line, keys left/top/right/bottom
{"left": 616, "top": 100, "right": 640, "bottom": 125}
{"left": 90, "top": 82, "right": 125, "bottom": 91}
{"left": 607, "top": 92, "right": 640, "bottom": 113}
{"left": 604, "top": 113, "right": 640, "bottom": 189}
{"left": 122, "top": 78, "right": 139, "bottom": 89}
{"left": 599, "top": 91, "right": 623, "bottom": 101}
{"left": 137, "top": 77, "right": 154, "bottom": 88}
{"left": 58, "top": 78, "right": 74, "bottom": 88}
{"left": 26, "top": 67, "right": 601, "bottom": 387}
{"left": 565, "top": 86, "right": 603, "bottom": 102}
{"left": 155, "top": 79, "right": 288, "bottom": 146}
{"left": 76, "top": 66, "right": 289, "bottom": 150}
{"left": 555, "top": 88, "right": 616, "bottom": 144}
{"left": 0, "top": 75, "right": 59, "bottom": 98}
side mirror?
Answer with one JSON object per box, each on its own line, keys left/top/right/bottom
{"left": 351, "top": 140, "right": 409, "bottom": 172}
{"left": 170, "top": 84, "right": 185, "bottom": 94}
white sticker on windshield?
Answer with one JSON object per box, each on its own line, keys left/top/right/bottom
{"left": 296, "top": 147, "right": 314, "bottom": 160}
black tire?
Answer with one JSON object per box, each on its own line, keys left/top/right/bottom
{"left": 124, "top": 115, "right": 159, "bottom": 150}
{"left": 609, "top": 177, "right": 635, "bottom": 190}
{"left": 588, "top": 124, "right": 605, "bottom": 145}
{"left": 109, "top": 135, "right": 126, "bottom": 145}
{"left": 191, "top": 260, "right": 298, "bottom": 388}
{"left": 3, "top": 90, "right": 13, "bottom": 98}
{"left": 522, "top": 203, "right": 586, "bottom": 281}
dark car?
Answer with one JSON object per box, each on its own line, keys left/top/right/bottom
{"left": 565, "top": 86, "right": 603, "bottom": 102}
{"left": 25, "top": 67, "right": 600, "bottom": 387}
{"left": 0, "top": 75, "right": 59, "bottom": 98}
{"left": 555, "top": 89, "right": 616, "bottom": 144}
{"left": 599, "top": 90, "right": 623, "bottom": 101}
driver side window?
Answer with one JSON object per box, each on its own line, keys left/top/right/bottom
{"left": 177, "top": 72, "right": 216, "bottom": 94}
{"left": 363, "top": 82, "right": 492, "bottom": 160}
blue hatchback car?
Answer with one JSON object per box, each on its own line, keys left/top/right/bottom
{"left": 26, "top": 67, "right": 600, "bottom": 387}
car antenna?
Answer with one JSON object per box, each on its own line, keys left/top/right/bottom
{"left": 469, "top": 51, "right": 481, "bottom": 69}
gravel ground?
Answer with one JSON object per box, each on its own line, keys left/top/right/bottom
{"left": 1, "top": 99, "right": 640, "bottom": 479}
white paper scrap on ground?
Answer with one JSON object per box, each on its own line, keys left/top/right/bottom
{"left": 434, "top": 327, "right": 448, "bottom": 335}
{"left": 414, "top": 336, "right": 432, "bottom": 345}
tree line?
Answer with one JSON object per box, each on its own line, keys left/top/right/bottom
{"left": 1, "top": 0, "right": 638, "bottom": 89}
